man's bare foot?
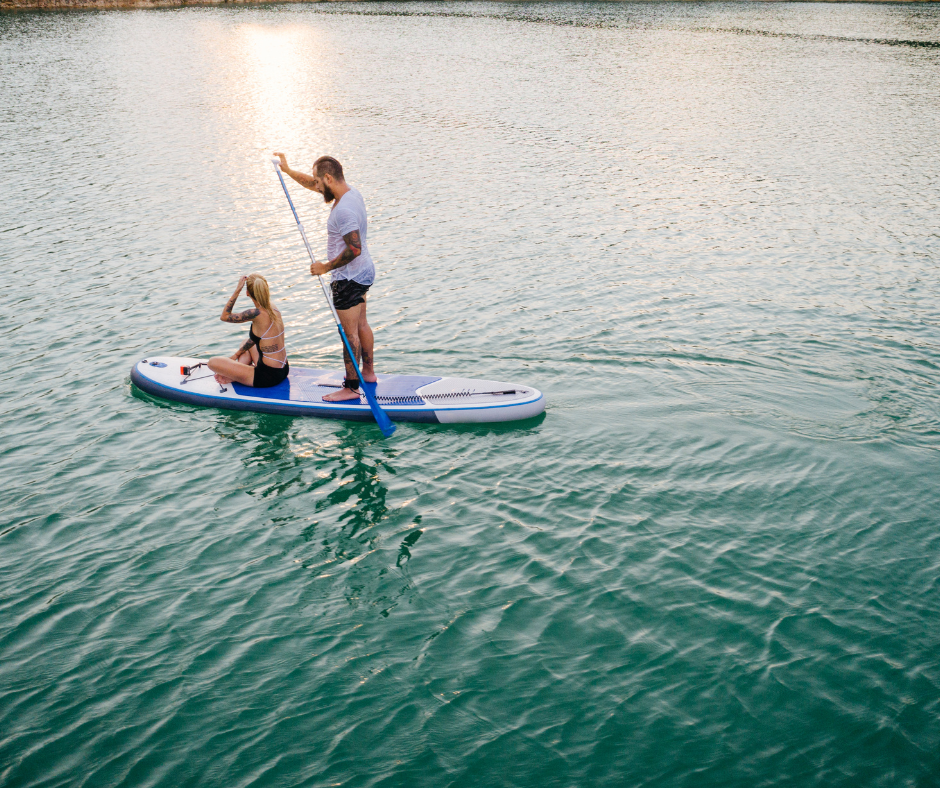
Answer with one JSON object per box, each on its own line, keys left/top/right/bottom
{"left": 323, "top": 387, "right": 362, "bottom": 402}
{"left": 360, "top": 370, "right": 377, "bottom": 384}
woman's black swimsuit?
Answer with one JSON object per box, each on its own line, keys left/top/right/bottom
{"left": 249, "top": 320, "right": 289, "bottom": 388}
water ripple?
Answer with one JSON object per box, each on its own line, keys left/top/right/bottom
{"left": 3, "top": 2, "right": 940, "bottom": 786}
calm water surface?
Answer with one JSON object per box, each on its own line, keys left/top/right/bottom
{"left": 2, "top": 2, "right": 940, "bottom": 786}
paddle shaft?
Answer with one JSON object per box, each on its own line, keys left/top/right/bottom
{"left": 271, "top": 160, "right": 396, "bottom": 438}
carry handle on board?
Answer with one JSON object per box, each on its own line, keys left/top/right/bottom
{"left": 271, "top": 158, "right": 396, "bottom": 438}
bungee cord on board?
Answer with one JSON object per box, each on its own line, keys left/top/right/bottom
{"left": 313, "top": 383, "right": 526, "bottom": 404}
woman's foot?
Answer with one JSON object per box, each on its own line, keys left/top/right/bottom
{"left": 214, "top": 373, "right": 233, "bottom": 385}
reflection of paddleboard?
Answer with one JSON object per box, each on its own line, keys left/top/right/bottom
{"left": 131, "top": 357, "right": 545, "bottom": 425}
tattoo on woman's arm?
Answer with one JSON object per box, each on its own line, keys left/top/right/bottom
{"left": 225, "top": 309, "right": 261, "bottom": 324}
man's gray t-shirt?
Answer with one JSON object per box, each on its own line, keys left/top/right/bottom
{"left": 326, "top": 187, "right": 375, "bottom": 286}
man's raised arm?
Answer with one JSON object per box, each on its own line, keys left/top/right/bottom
{"left": 273, "top": 152, "right": 318, "bottom": 191}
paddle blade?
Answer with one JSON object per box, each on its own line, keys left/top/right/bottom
{"left": 334, "top": 325, "right": 396, "bottom": 438}
{"left": 361, "top": 381, "right": 396, "bottom": 437}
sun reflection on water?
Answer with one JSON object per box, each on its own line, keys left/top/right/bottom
{"left": 198, "top": 20, "right": 342, "bottom": 362}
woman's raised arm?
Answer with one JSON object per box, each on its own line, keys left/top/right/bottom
{"left": 221, "top": 276, "right": 261, "bottom": 323}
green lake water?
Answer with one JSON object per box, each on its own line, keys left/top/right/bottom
{"left": 2, "top": 2, "right": 940, "bottom": 785}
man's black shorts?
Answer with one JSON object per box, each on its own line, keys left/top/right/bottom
{"left": 331, "top": 279, "right": 371, "bottom": 311}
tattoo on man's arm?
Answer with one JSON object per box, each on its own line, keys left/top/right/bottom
{"left": 344, "top": 230, "right": 362, "bottom": 257}
{"left": 291, "top": 170, "right": 318, "bottom": 191}
{"left": 328, "top": 230, "right": 362, "bottom": 271}
{"left": 330, "top": 252, "right": 351, "bottom": 270}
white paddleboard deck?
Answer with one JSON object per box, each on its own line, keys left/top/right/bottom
{"left": 131, "top": 357, "right": 545, "bottom": 425}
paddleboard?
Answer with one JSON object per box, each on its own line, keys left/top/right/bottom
{"left": 131, "top": 357, "right": 545, "bottom": 425}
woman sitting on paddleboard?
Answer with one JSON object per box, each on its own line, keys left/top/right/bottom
{"left": 208, "top": 274, "right": 289, "bottom": 388}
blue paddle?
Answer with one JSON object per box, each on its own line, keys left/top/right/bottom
{"left": 271, "top": 158, "right": 396, "bottom": 438}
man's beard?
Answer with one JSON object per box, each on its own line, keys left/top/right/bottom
{"left": 322, "top": 186, "right": 335, "bottom": 203}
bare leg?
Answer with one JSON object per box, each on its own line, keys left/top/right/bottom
{"left": 358, "top": 296, "right": 377, "bottom": 383}
{"left": 237, "top": 346, "right": 258, "bottom": 367}
{"left": 323, "top": 304, "right": 363, "bottom": 402}
{"left": 208, "top": 356, "right": 257, "bottom": 386}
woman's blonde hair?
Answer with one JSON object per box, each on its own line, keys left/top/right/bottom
{"left": 246, "top": 274, "right": 279, "bottom": 323}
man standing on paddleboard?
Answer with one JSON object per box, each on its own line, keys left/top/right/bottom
{"left": 273, "top": 153, "right": 377, "bottom": 402}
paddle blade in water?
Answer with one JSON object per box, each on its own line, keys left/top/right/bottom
{"left": 333, "top": 325, "right": 396, "bottom": 438}
{"left": 361, "top": 381, "right": 396, "bottom": 437}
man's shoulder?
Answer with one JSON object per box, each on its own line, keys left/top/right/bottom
{"left": 343, "top": 186, "right": 367, "bottom": 207}
{"left": 335, "top": 189, "right": 366, "bottom": 217}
